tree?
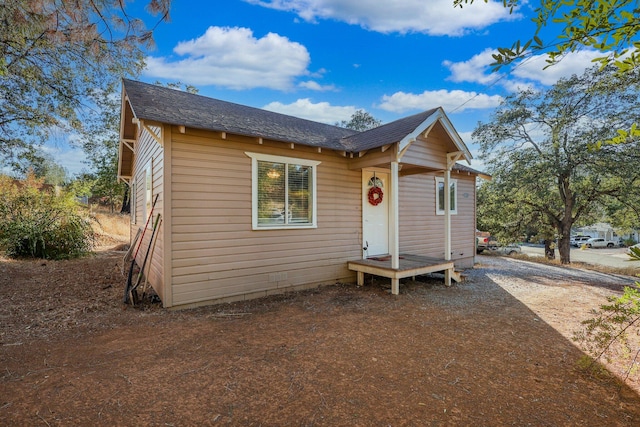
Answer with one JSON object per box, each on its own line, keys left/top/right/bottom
{"left": 0, "top": 172, "right": 94, "bottom": 259}
{"left": 473, "top": 65, "right": 640, "bottom": 264}
{"left": 79, "top": 79, "right": 128, "bottom": 213}
{"left": 13, "top": 150, "right": 68, "bottom": 186}
{"left": 338, "top": 110, "right": 382, "bottom": 131}
{"left": 154, "top": 80, "right": 199, "bottom": 94}
{"left": 90, "top": 151, "right": 126, "bottom": 213}
{"left": 0, "top": 0, "right": 171, "bottom": 165}
{"left": 454, "top": 0, "right": 640, "bottom": 73}
{"left": 477, "top": 180, "right": 560, "bottom": 258}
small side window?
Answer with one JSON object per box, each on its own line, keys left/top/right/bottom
{"left": 435, "top": 177, "right": 457, "bottom": 215}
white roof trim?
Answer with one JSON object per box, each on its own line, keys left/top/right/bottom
{"left": 398, "top": 108, "right": 473, "bottom": 164}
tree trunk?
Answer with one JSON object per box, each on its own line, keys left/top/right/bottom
{"left": 556, "top": 173, "right": 573, "bottom": 264}
{"left": 558, "top": 228, "right": 572, "bottom": 264}
{"left": 120, "top": 184, "right": 130, "bottom": 214}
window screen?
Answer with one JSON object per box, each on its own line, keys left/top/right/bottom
{"left": 257, "top": 161, "right": 312, "bottom": 226}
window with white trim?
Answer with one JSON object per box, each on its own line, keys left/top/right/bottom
{"left": 246, "top": 152, "right": 320, "bottom": 229}
{"left": 435, "top": 177, "right": 457, "bottom": 215}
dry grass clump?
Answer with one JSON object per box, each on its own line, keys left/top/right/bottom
{"left": 90, "top": 205, "right": 130, "bottom": 246}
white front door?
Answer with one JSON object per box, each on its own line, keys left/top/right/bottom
{"left": 362, "top": 170, "right": 389, "bottom": 257}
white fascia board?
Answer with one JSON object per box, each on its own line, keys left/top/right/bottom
{"left": 398, "top": 108, "right": 473, "bottom": 165}
{"left": 117, "top": 140, "right": 124, "bottom": 179}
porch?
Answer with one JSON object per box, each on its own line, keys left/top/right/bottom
{"left": 348, "top": 254, "right": 462, "bottom": 295}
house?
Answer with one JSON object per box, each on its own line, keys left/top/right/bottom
{"left": 118, "top": 79, "right": 485, "bottom": 309}
{"left": 575, "top": 223, "right": 618, "bottom": 241}
{"left": 576, "top": 222, "right": 639, "bottom": 244}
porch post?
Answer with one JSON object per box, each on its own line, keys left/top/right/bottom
{"left": 390, "top": 161, "right": 400, "bottom": 271}
{"left": 444, "top": 168, "right": 452, "bottom": 287}
{"left": 444, "top": 152, "right": 462, "bottom": 263}
{"left": 444, "top": 168, "right": 451, "bottom": 262}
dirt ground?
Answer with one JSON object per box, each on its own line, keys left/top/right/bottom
{"left": 2, "top": 247, "right": 640, "bottom": 426}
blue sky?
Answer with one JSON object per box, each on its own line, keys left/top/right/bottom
{"left": 55, "top": 0, "right": 606, "bottom": 175}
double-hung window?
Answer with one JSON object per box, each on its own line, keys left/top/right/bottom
{"left": 435, "top": 177, "right": 457, "bottom": 215}
{"left": 246, "top": 152, "right": 320, "bottom": 229}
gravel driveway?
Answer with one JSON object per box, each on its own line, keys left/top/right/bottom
{"left": 473, "top": 254, "right": 638, "bottom": 289}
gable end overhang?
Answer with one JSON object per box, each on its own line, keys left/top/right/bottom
{"left": 118, "top": 86, "right": 138, "bottom": 183}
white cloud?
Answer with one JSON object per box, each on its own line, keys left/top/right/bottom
{"left": 246, "top": 0, "right": 519, "bottom": 35}
{"left": 298, "top": 80, "right": 337, "bottom": 91}
{"left": 512, "top": 50, "right": 604, "bottom": 86}
{"left": 263, "top": 98, "right": 356, "bottom": 124}
{"left": 378, "top": 90, "right": 503, "bottom": 114}
{"left": 144, "top": 26, "right": 311, "bottom": 90}
{"left": 443, "top": 48, "right": 606, "bottom": 91}
{"left": 443, "top": 48, "right": 504, "bottom": 85}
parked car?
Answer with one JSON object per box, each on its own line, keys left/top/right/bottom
{"left": 570, "top": 235, "right": 591, "bottom": 247}
{"left": 476, "top": 234, "right": 497, "bottom": 254}
{"left": 485, "top": 244, "right": 522, "bottom": 256}
{"left": 584, "top": 238, "right": 617, "bottom": 248}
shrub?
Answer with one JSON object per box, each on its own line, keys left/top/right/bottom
{"left": 0, "top": 173, "right": 94, "bottom": 259}
{"left": 574, "top": 247, "right": 640, "bottom": 382}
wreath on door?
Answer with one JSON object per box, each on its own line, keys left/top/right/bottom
{"left": 368, "top": 186, "right": 383, "bottom": 206}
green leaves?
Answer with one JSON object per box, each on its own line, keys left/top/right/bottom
{"left": 337, "top": 110, "right": 382, "bottom": 131}
{"left": 599, "top": 122, "right": 640, "bottom": 146}
{"left": 575, "top": 283, "right": 640, "bottom": 378}
{"left": 0, "top": 0, "right": 171, "bottom": 165}
{"left": 0, "top": 173, "right": 95, "bottom": 259}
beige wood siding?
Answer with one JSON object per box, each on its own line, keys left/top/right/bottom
{"left": 400, "top": 122, "right": 460, "bottom": 170}
{"left": 169, "top": 129, "right": 362, "bottom": 307}
{"left": 398, "top": 170, "right": 476, "bottom": 268}
{"left": 129, "top": 124, "right": 165, "bottom": 301}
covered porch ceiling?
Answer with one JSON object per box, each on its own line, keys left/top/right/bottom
{"left": 117, "top": 92, "right": 138, "bottom": 183}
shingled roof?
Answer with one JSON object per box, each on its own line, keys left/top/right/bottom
{"left": 453, "top": 162, "right": 490, "bottom": 179}
{"left": 122, "top": 79, "right": 478, "bottom": 174}
{"left": 123, "top": 79, "right": 357, "bottom": 151}
{"left": 340, "top": 109, "right": 439, "bottom": 152}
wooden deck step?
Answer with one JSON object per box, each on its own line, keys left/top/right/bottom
{"left": 451, "top": 270, "right": 464, "bottom": 283}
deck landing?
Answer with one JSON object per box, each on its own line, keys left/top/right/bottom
{"left": 348, "top": 254, "right": 461, "bottom": 294}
